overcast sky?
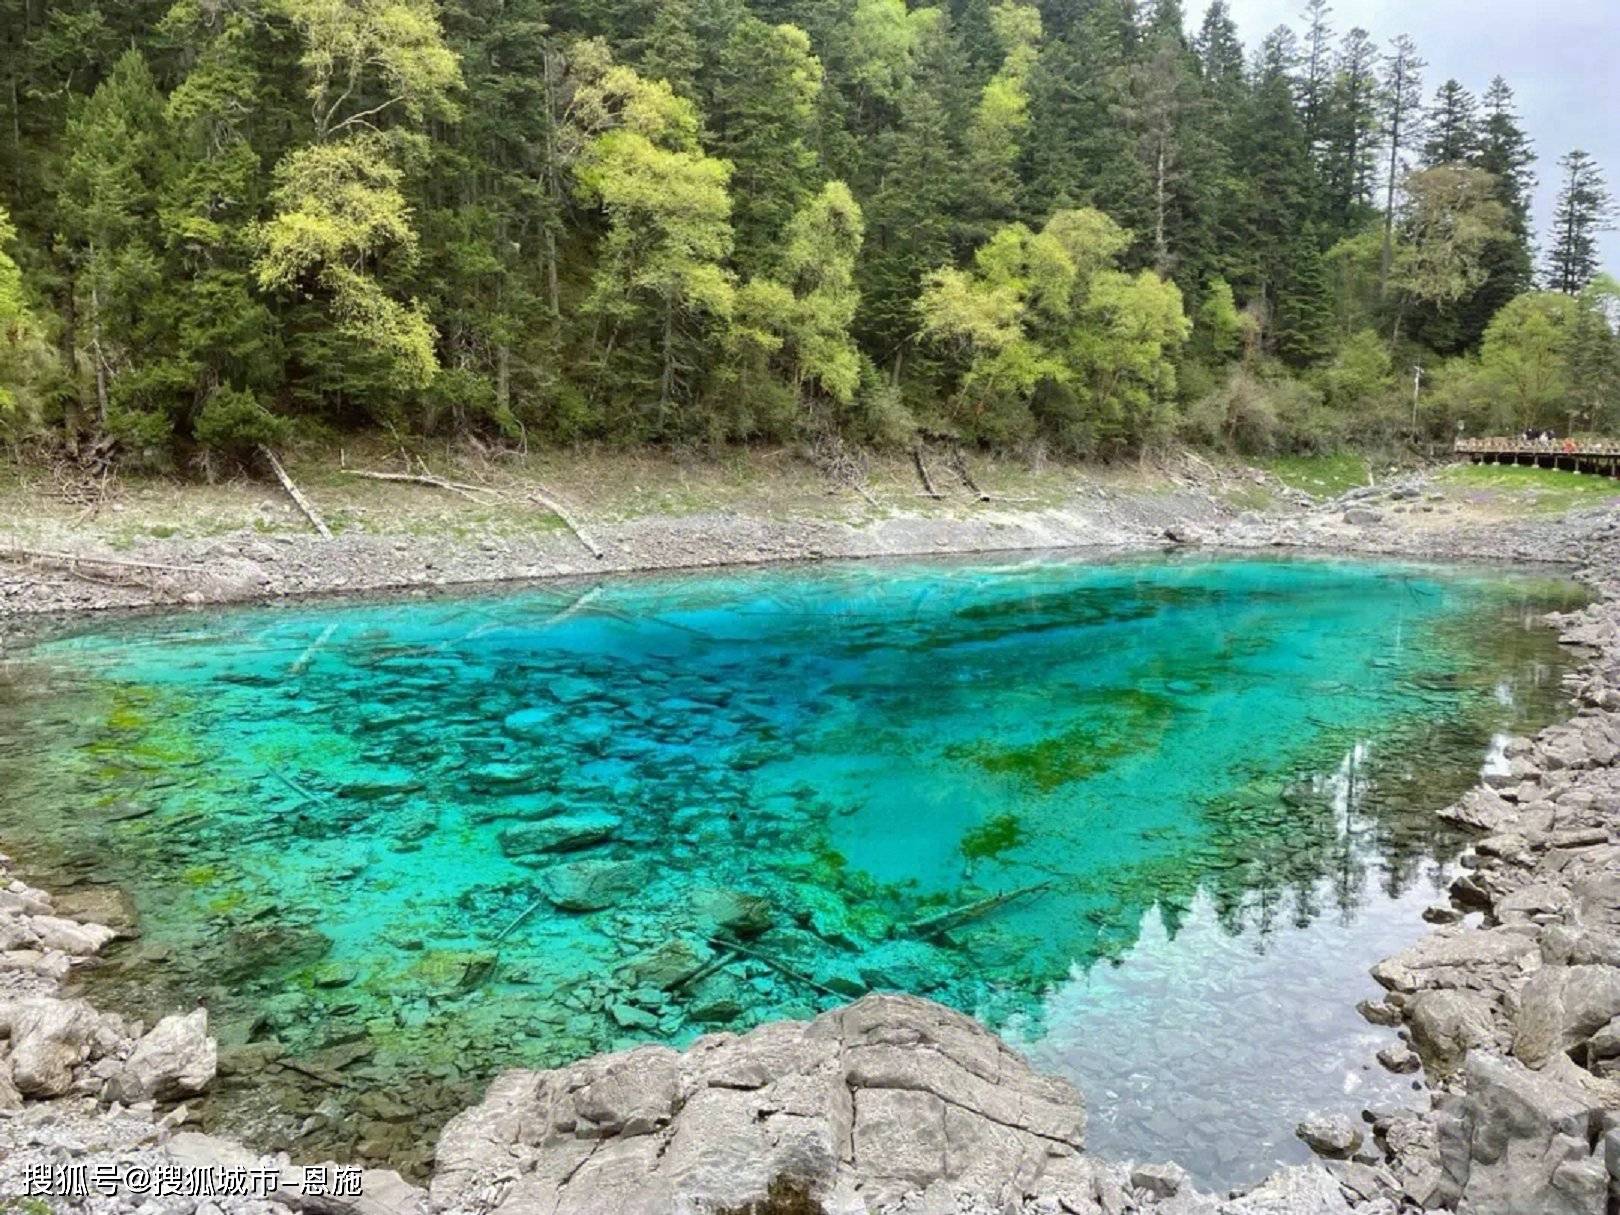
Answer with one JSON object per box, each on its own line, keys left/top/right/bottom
{"left": 1187, "top": 0, "right": 1620, "bottom": 280}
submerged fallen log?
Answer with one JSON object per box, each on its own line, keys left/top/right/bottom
{"left": 906, "top": 880, "right": 1055, "bottom": 939}
{"left": 492, "top": 893, "right": 549, "bottom": 946}
{"left": 267, "top": 766, "right": 333, "bottom": 809}
{"left": 259, "top": 446, "right": 333, "bottom": 539}
{"left": 706, "top": 934, "right": 845, "bottom": 999}
{"left": 669, "top": 943, "right": 739, "bottom": 993}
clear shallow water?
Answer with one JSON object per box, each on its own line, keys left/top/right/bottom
{"left": 0, "top": 552, "right": 1588, "bottom": 1185}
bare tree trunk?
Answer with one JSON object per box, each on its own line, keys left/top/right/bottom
{"left": 545, "top": 229, "right": 560, "bottom": 318}
{"left": 1380, "top": 57, "right": 1407, "bottom": 294}
{"left": 1155, "top": 138, "right": 1169, "bottom": 275}
{"left": 541, "top": 48, "right": 563, "bottom": 320}
{"left": 89, "top": 275, "right": 109, "bottom": 428}
{"left": 660, "top": 297, "right": 676, "bottom": 409}
{"left": 260, "top": 446, "right": 333, "bottom": 539}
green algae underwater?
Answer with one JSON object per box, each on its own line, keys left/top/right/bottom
{"left": 0, "top": 552, "right": 1592, "bottom": 1186}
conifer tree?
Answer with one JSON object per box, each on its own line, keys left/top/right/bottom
{"left": 1320, "top": 28, "right": 1380, "bottom": 231}
{"left": 858, "top": 10, "right": 971, "bottom": 370}
{"left": 57, "top": 49, "right": 168, "bottom": 434}
{"left": 963, "top": 0, "right": 1042, "bottom": 234}
{"left": 1298, "top": 0, "right": 1334, "bottom": 152}
{"left": 1448, "top": 76, "right": 1537, "bottom": 349}
{"left": 1021, "top": 0, "right": 1148, "bottom": 238}
{"left": 709, "top": 18, "right": 823, "bottom": 276}
{"left": 1422, "top": 80, "right": 1482, "bottom": 167}
{"left": 1193, "top": 1, "right": 1245, "bottom": 102}
{"left": 1546, "top": 150, "right": 1615, "bottom": 295}
{"left": 1378, "top": 34, "right": 1425, "bottom": 292}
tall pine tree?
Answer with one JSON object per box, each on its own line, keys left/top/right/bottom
{"left": 1546, "top": 150, "right": 1614, "bottom": 295}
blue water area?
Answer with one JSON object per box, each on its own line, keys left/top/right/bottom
{"left": 0, "top": 552, "right": 1587, "bottom": 1186}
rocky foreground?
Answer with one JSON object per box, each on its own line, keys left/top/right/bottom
{"left": 6, "top": 483, "right": 1620, "bottom": 1212}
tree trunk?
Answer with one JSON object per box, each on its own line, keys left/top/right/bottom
{"left": 545, "top": 228, "right": 560, "bottom": 318}
{"left": 1380, "top": 65, "right": 1404, "bottom": 294}
{"left": 1154, "top": 137, "right": 1169, "bottom": 275}
{"left": 89, "top": 275, "right": 109, "bottom": 428}
{"left": 660, "top": 296, "right": 676, "bottom": 410}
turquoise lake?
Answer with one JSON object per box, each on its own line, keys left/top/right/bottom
{"left": 0, "top": 552, "right": 1589, "bottom": 1186}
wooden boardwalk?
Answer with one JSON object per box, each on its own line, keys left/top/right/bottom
{"left": 1455, "top": 437, "right": 1620, "bottom": 478}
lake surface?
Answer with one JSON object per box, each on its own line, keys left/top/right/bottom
{"left": 0, "top": 553, "right": 1587, "bottom": 1186}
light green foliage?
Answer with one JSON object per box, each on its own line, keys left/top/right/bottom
{"left": 279, "top": 0, "right": 461, "bottom": 137}
{"left": 1320, "top": 330, "right": 1395, "bottom": 409}
{"left": 919, "top": 207, "right": 1189, "bottom": 451}
{"left": 257, "top": 136, "right": 438, "bottom": 390}
{"left": 847, "top": 0, "right": 935, "bottom": 103}
{"left": 571, "top": 52, "right": 736, "bottom": 416}
{"left": 1193, "top": 278, "right": 1254, "bottom": 363}
{"left": 1569, "top": 276, "right": 1620, "bottom": 430}
{"left": 1395, "top": 167, "right": 1511, "bottom": 311}
{"left": 257, "top": 0, "right": 461, "bottom": 401}
{"left": 0, "top": 206, "right": 51, "bottom": 422}
{"left": 1070, "top": 268, "right": 1192, "bottom": 446}
{"left": 736, "top": 182, "right": 865, "bottom": 406}
{"left": 1477, "top": 292, "right": 1578, "bottom": 428}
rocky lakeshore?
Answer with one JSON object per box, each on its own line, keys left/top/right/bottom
{"left": 4, "top": 481, "right": 1620, "bottom": 1213}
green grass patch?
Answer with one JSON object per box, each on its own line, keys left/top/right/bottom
{"left": 1439, "top": 463, "right": 1620, "bottom": 512}
{"left": 1260, "top": 453, "right": 1371, "bottom": 498}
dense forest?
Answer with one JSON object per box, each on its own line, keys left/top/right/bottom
{"left": 0, "top": 0, "right": 1616, "bottom": 470}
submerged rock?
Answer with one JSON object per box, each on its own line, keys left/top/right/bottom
{"left": 691, "top": 888, "right": 774, "bottom": 938}
{"left": 499, "top": 812, "right": 622, "bottom": 857}
{"left": 502, "top": 707, "right": 554, "bottom": 739}
{"left": 540, "top": 858, "right": 650, "bottom": 912}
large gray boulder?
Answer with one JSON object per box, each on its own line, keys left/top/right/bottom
{"left": 430, "top": 993, "right": 1087, "bottom": 1214}
{"left": 26, "top": 914, "right": 117, "bottom": 956}
{"left": 1371, "top": 926, "right": 1541, "bottom": 995}
{"left": 104, "top": 1006, "right": 216, "bottom": 1103}
{"left": 1220, "top": 1166, "right": 1356, "bottom": 1214}
{"left": 1435, "top": 1052, "right": 1607, "bottom": 1215}
{"left": 0, "top": 996, "right": 123, "bottom": 1097}
{"left": 1513, "top": 965, "right": 1620, "bottom": 1069}
{"left": 1442, "top": 786, "right": 1518, "bottom": 833}
{"left": 1408, "top": 989, "right": 1497, "bottom": 1079}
